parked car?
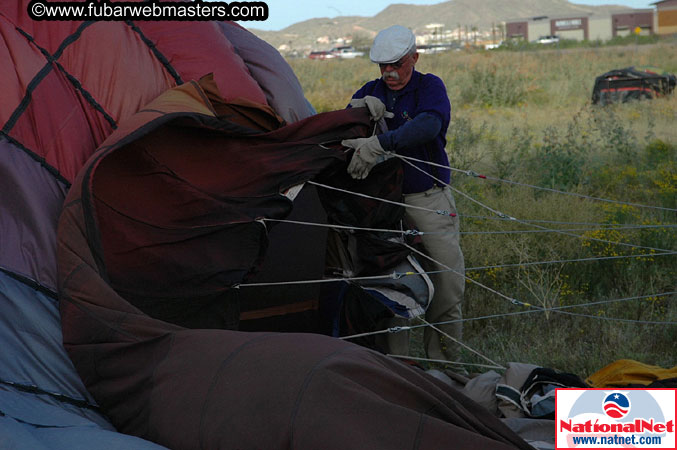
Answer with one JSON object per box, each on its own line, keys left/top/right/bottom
{"left": 308, "top": 51, "right": 336, "bottom": 60}
{"left": 329, "top": 46, "right": 365, "bottom": 59}
{"left": 536, "top": 35, "right": 560, "bottom": 45}
{"left": 417, "top": 43, "right": 460, "bottom": 54}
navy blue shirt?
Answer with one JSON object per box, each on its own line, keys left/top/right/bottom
{"left": 350, "top": 70, "right": 451, "bottom": 194}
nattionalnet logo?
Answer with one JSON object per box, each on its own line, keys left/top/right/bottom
{"left": 603, "top": 392, "right": 631, "bottom": 419}
{"left": 556, "top": 388, "right": 676, "bottom": 449}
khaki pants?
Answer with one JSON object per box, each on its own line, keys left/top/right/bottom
{"left": 378, "top": 186, "right": 465, "bottom": 362}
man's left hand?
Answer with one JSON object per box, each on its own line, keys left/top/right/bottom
{"left": 342, "top": 136, "right": 387, "bottom": 180}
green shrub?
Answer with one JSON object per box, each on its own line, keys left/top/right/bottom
{"left": 460, "top": 64, "right": 529, "bottom": 107}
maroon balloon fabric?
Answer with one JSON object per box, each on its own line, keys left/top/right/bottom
{"left": 57, "top": 78, "right": 533, "bottom": 450}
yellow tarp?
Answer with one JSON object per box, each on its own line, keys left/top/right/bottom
{"left": 587, "top": 359, "right": 677, "bottom": 387}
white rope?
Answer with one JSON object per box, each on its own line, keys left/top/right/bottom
{"left": 262, "top": 217, "right": 421, "bottom": 236}
{"left": 395, "top": 153, "right": 677, "bottom": 212}
{"left": 234, "top": 251, "right": 675, "bottom": 290}
{"left": 395, "top": 155, "right": 675, "bottom": 254}
{"left": 310, "top": 173, "right": 631, "bottom": 310}
{"left": 464, "top": 251, "right": 677, "bottom": 272}
{"left": 550, "top": 309, "right": 677, "bottom": 325}
{"left": 401, "top": 241, "right": 526, "bottom": 307}
{"left": 311, "top": 173, "right": 675, "bottom": 230}
{"left": 307, "top": 180, "right": 456, "bottom": 217}
{"left": 517, "top": 218, "right": 674, "bottom": 226}
{"left": 464, "top": 214, "right": 675, "bottom": 227}
{"left": 246, "top": 155, "right": 675, "bottom": 358}
{"left": 428, "top": 291, "right": 677, "bottom": 327}
{"left": 460, "top": 224, "right": 677, "bottom": 235}
{"left": 337, "top": 292, "right": 677, "bottom": 342}
{"left": 263, "top": 217, "right": 675, "bottom": 237}
{"left": 337, "top": 318, "right": 506, "bottom": 370}
{"left": 261, "top": 218, "right": 676, "bottom": 270}
{"left": 417, "top": 317, "right": 507, "bottom": 369}
{"left": 387, "top": 355, "right": 505, "bottom": 370}
{"left": 235, "top": 271, "right": 413, "bottom": 288}
{"left": 338, "top": 325, "right": 415, "bottom": 340}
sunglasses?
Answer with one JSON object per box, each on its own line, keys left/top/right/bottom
{"left": 379, "top": 55, "right": 409, "bottom": 70}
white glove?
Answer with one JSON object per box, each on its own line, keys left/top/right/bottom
{"left": 349, "top": 96, "right": 394, "bottom": 122}
{"left": 342, "top": 135, "right": 388, "bottom": 180}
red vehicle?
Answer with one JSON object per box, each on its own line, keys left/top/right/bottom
{"left": 308, "top": 51, "right": 336, "bottom": 60}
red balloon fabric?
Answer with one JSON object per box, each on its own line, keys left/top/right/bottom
{"left": 2, "top": 4, "right": 533, "bottom": 449}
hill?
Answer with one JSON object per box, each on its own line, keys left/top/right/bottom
{"left": 250, "top": 0, "right": 633, "bottom": 51}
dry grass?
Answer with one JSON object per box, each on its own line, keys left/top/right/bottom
{"left": 289, "top": 42, "right": 677, "bottom": 376}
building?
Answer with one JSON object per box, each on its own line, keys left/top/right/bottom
{"left": 654, "top": 0, "right": 677, "bottom": 34}
{"left": 505, "top": 8, "right": 656, "bottom": 42}
{"left": 612, "top": 10, "right": 655, "bottom": 36}
{"left": 506, "top": 14, "right": 601, "bottom": 41}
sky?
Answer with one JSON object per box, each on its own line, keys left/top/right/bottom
{"left": 249, "top": 0, "right": 655, "bottom": 31}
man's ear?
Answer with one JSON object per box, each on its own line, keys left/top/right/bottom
{"left": 412, "top": 52, "right": 419, "bottom": 64}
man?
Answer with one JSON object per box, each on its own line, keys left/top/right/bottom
{"left": 342, "top": 25, "right": 465, "bottom": 364}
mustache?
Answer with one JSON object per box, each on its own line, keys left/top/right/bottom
{"left": 382, "top": 70, "right": 400, "bottom": 81}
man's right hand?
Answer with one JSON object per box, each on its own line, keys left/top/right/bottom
{"left": 349, "top": 96, "right": 394, "bottom": 122}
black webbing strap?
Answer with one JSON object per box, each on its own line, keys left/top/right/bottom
{"left": 0, "top": 380, "right": 101, "bottom": 413}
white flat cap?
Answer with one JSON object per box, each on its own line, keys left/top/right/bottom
{"left": 369, "top": 25, "right": 416, "bottom": 64}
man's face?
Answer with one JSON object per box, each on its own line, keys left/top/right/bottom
{"left": 379, "top": 52, "right": 419, "bottom": 91}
